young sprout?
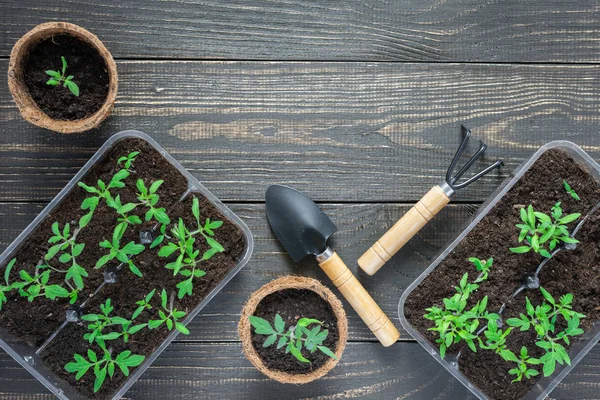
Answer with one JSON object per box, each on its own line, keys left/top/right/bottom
{"left": 82, "top": 299, "right": 146, "bottom": 345}
{"left": 157, "top": 197, "right": 223, "bottom": 299}
{"left": 45, "top": 222, "right": 87, "bottom": 297}
{"left": 158, "top": 218, "right": 206, "bottom": 298}
{"left": 150, "top": 224, "right": 167, "bottom": 249}
{"left": 248, "top": 314, "right": 337, "bottom": 363}
{"left": 106, "top": 195, "right": 141, "bottom": 229}
{"left": 15, "top": 268, "right": 69, "bottom": 302}
{"left": 507, "top": 347, "right": 542, "bottom": 382}
{"left": 78, "top": 168, "right": 131, "bottom": 229}
{"left": 136, "top": 179, "right": 170, "bottom": 225}
{"left": 147, "top": 289, "right": 189, "bottom": 334}
{"left": 510, "top": 203, "right": 580, "bottom": 258}
{"left": 424, "top": 258, "right": 498, "bottom": 358}
{"left": 506, "top": 288, "right": 585, "bottom": 377}
{"left": 96, "top": 224, "right": 145, "bottom": 277}
{"left": 117, "top": 151, "right": 139, "bottom": 171}
{"left": 563, "top": 180, "right": 580, "bottom": 201}
{"left": 469, "top": 257, "right": 493, "bottom": 283}
{"left": 0, "top": 259, "right": 17, "bottom": 310}
{"left": 132, "top": 289, "right": 156, "bottom": 319}
{"left": 45, "top": 56, "right": 79, "bottom": 96}
{"left": 65, "top": 346, "right": 144, "bottom": 393}
{"left": 1, "top": 257, "right": 70, "bottom": 305}
{"left": 478, "top": 320, "right": 541, "bottom": 382}
{"left": 478, "top": 319, "right": 513, "bottom": 356}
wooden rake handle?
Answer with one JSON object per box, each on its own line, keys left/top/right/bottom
{"left": 318, "top": 250, "right": 400, "bottom": 347}
{"left": 358, "top": 185, "right": 451, "bottom": 276}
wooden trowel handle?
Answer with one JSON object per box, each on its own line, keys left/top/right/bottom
{"left": 358, "top": 185, "right": 451, "bottom": 276}
{"left": 318, "top": 250, "right": 400, "bottom": 347}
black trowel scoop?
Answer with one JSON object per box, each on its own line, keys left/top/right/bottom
{"left": 266, "top": 185, "right": 400, "bottom": 347}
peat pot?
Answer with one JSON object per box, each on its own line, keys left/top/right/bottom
{"left": 239, "top": 276, "right": 347, "bottom": 384}
{"left": 8, "top": 22, "right": 118, "bottom": 133}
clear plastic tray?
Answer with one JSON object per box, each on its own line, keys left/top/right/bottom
{"left": 0, "top": 130, "right": 254, "bottom": 399}
{"left": 398, "top": 141, "right": 600, "bottom": 400}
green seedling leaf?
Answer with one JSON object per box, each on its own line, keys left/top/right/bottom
{"left": 149, "top": 180, "right": 163, "bottom": 194}
{"left": 289, "top": 346, "right": 310, "bottom": 363}
{"left": 192, "top": 197, "right": 200, "bottom": 223}
{"left": 510, "top": 246, "right": 531, "bottom": 254}
{"left": 4, "top": 258, "right": 16, "bottom": 285}
{"left": 65, "top": 79, "right": 79, "bottom": 96}
{"left": 274, "top": 314, "right": 285, "bottom": 333}
{"left": 297, "top": 318, "right": 322, "bottom": 327}
{"left": 45, "top": 57, "right": 79, "bottom": 96}
{"left": 263, "top": 334, "right": 277, "bottom": 347}
{"left": 45, "top": 285, "right": 69, "bottom": 300}
{"left": 249, "top": 316, "right": 275, "bottom": 335}
{"left": 317, "top": 345, "right": 338, "bottom": 359}
{"left": 175, "top": 322, "right": 189, "bottom": 335}
{"left": 206, "top": 236, "right": 224, "bottom": 252}
{"left": 563, "top": 180, "right": 581, "bottom": 201}
{"left": 559, "top": 213, "right": 581, "bottom": 224}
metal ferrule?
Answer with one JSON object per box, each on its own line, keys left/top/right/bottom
{"left": 438, "top": 180, "right": 455, "bottom": 197}
{"left": 315, "top": 247, "right": 334, "bottom": 263}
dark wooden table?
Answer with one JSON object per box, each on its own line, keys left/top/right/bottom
{"left": 1, "top": 1, "right": 599, "bottom": 399}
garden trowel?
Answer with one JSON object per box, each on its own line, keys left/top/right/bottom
{"left": 266, "top": 184, "right": 400, "bottom": 347}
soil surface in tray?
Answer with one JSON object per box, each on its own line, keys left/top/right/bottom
{"left": 24, "top": 34, "right": 109, "bottom": 120}
{"left": 251, "top": 288, "right": 340, "bottom": 374}
{"left": 404, "top": 149, "right": 600, "bottom": 400}
{"left": 0, "top": 138, "right": 245, "bottom": 399}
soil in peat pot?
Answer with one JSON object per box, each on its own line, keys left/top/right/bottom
{"left": 24, "top": 34, "right": 109, "bottom": 120}
{"left": 0, "top": 138, "right": 246, "bottom": 399}
{"left": 251, "top": 289, "right": 340, "bottom": 374}
{"left": 404, "top": 149, "right": 600, "bottom": 400}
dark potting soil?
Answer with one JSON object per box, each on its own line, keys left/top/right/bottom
{"left": 404, "top": 149, "right": 600, "bottom": 400}
{"left": 250, "top": 288, "right": 340, "bottom": 375}
{"left": 0, "top": 138, "right": 245, "bottom": 399}
{"left": 24, "top": 34, "right": 109, "bottom": 120}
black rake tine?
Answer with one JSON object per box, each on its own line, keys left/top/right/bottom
{"left": 445, "top": 126, "right": 472, "bottom": 184}
{"left": 452, "top": 159, "right": 504, "bottom": 190}
{"left": 449, "top": 140, "right": 488, "bottom": 185}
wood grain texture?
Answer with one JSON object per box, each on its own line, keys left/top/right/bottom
{"left": 0, "top": 202, "right": 480, "bottom": 342}
{"left": 1, "top": 61, "right": 600, "bottom": 203}
{"left": 359, "top": 185, "right": 451, "bottom": 275}
{"left": 2, "top": 2, "right": 600, "bottom": 397}
{"left": 1, "top": 1, "right": 599, "bottom": 62}
{"left": 1, "top": 341, "right": 599, "bottom": 400}
{"left": 318, "top": 251, "right": 400, "bottom": 346}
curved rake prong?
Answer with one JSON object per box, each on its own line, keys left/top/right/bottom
{"left": 449, "top": 141, "right": 488, "bottom": 185}
{"left": 452, "top": 159, "right": 504, "bottom": 190}
{"left": 446, "top": 125, "right": 472, "bottom": 184}
{"left": 445, "top": 125, "right": 503, "bottom": 190}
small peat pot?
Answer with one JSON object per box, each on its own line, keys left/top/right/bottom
{"left": 0, "top": 130, "right": 253, "bottom": 399}
{"left": 239, "top": 276, "right": 347, "bottom": 384}
{"left": 8, "top": 22, "right": 118, "bottom": 133}
{"left": 399, "top": 141, "right": 600, "bottom": 400}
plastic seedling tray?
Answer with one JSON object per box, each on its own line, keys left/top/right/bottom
{"left": 0, "top": 130, "right": 254, "bottom": 399}
{"left": 398, "top": 141, "right": 600, "bottom": 400}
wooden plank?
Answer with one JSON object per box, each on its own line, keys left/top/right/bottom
{"left": 1, "top": 61, "right": 600, "bottom": 203}
{"left": 1, "top": 341, "right": 599, "bottom": 399}
{"left": 0, "top": 202, "right": 480, "bottom": 342}
{"left": 1, "top": 1, "right": 599, "bottom": 62}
